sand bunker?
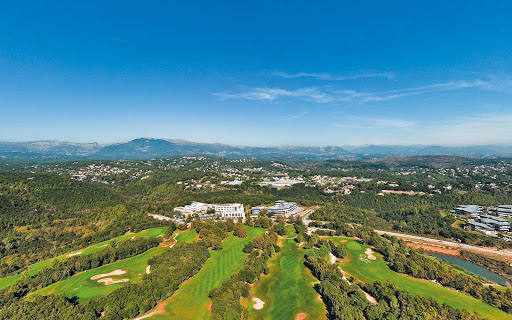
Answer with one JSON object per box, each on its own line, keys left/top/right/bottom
{"left": 252, "top": 297, "right": 265, "bottom": 310}
{"left": 363, "top": 290, "right": 378, "bottom": 304}
{"left": 97, "top": 278, "right": 129, "bottom": 285}
{"left": 65, "top": 251, "right": 82, "bottom": 258}
{"left": 90, "top": 269, "right": 126, "bottom": 280}
{"left": 329, "top": 252, "right": 337, "bottom": 264}
{"left": 146, "top": 265, "right": 151, "bottom": 274}
{"left": 365, "top": 248, "right": 376, "bottom": 260}
{"left": 295, "top": 313, "right": 307, "bottom": 320}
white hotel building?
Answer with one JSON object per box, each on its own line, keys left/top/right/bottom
{"left": 174, "top": 202, "right": 244, "bottom": 219}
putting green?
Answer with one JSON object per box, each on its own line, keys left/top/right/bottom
{"left": 0, "top": 227, "right": 168, "bottom": 290}
{"left": 150, "top": 226, "right": 265, "bottom": 320}
{"left": 249, "top": 239, "right": 327, "bottom": 320}
{"left": 341, "top": 240, "right": 510, "bottom": 320}
{"left": 174, "top": 228, "right": 198, "bottom": 244}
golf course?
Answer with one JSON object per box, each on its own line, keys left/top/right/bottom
{"left": 31, "top": 246, "right": 166, "bottom": 300}
{"left": 0, "top": 226, "right": 168, "bottom": 290}
{"left": 340, "top": 239, "right": 510, "bottom": 320}
{"left": 29, "top": 228, "right": 196, "bottom": 300}
{"left": 249, "top": 238, "right": 327, "bottom": 320}
{"left": 150, "top": 226, "right": 265, "bottom": 320}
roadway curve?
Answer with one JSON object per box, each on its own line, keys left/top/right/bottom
{"left": 374, "top": 230, "right": 512, "bottom": 260}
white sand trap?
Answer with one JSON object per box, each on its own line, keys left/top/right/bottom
{"left": 90, "top": 269, "right": 126, "bottom": 280}
{"left": 363, "top": 290, "right": 378, "bottom": 304}
{"left": 365, "top": 248, "right": 376, "bottom": 260}
{"left": 146, "top": 265, "right": 151, "bottom": 274}
{"left": 65, "top": 251, "right": 82, "bottom": 258}
{"left": 253, "top": 297, "right": 265, "bottom": 310}
{"left": 329, "top": 252, "right": 337, "bottom": 264}
{"left": 133, "top": 312, "right": 156, "bottom": 320}
{"left": 97, "top": 278, "right": 129, "bottom": 285}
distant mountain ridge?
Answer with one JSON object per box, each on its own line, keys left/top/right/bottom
{"left": 1, "top": 138, "right": 512, "bottom": 160}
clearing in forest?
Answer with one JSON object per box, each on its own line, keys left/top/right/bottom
{"left": 340, "top": 240, "right": 510, "bottom": 320}
{"left": 249, "top": 239, "right": 327, "bottom": 320}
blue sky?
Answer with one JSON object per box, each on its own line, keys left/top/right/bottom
{"left": 1, "top": 1, "right": 512, "bottom": 146}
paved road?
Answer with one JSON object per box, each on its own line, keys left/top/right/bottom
{"left": 375, "top": 230, "right": 512, "bottom": 259}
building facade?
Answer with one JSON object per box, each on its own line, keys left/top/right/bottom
{"left": 455, "top": 205, "right": 483, "bottom": 218}
{"left": 173, "top": 202, "right": 244, "bottom": 219}
{"left": 251, "top": 200, "right": 298, "bottom": 216}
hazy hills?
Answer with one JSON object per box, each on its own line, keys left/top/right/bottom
{"left": 1, "top": 138, "right": 512, "bottom": 160}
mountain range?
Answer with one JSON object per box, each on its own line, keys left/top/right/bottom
{"left": 1, "top": 138, "right": 512, "bottom": 161}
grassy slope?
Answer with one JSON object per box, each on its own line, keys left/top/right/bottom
{"left": 341, "top": 240, "right": 510, "bottom": 320}
{"left": 249, "top": 238, "right": 327, "bottom": 320}
{"left": 0, "top": 227, "right": 168, "bottom": 290}
{"left": 30, "top": 229, "right": 196, "bottom": 300}
{"left": 151, "top": 226, "right": 265, "bottom": 320}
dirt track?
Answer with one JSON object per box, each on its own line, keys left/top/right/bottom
{"left": 375, "top": 230, "right": 512, "bottom": 260}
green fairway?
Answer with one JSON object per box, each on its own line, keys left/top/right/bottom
{"left": 341, "top": 240, "right": 510, "bottom": 320}
{"left": 150, "top": 226, "right": 265, "bottom": 320}
{"left": 30, "top": 228, "right": 196, "bottom": 300}
{"left": 32, "top": 246, "right": 167, "bottom": 300}
{"left": 174, "top": 228, "right": 197, "bottom": 244}
{"left": 249, "top": 239, "right": 327, "bottom": 320}
{"left": 0, "top": 227, "right": 168, "bottom": 290}
{"left": 284, "top": 224, "right": 296, "bottom": 237}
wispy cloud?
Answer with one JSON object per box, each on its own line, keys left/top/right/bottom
{"left": 331, "top": 112, "right": 512, "bottom": 146}
{"left": 111, "top": 37, "right": 129, "bottom": 43}
{"left": 272, "top": 71, "right": 394, "bottom": 81}
{"left": 284, "top": 112, "right": 308, "bottom": 120}
{"left": 214, "top": 87, "right": 334, "bottom": 103}
{"left": 215, "top": 79, "right": 488, "bottom": 104}
{"left": 413, "top": 112, "right": 512, "bottom": 145}
{"left": 332, "top": 116, "right": 415, "bottom": 129}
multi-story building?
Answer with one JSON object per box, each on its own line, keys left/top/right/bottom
{"left": 251, "top": 200, "right": 298, "bottom": 216}
{"left": 173, "top": 202, "right": 208, "bottom": 217}
{"left": 213, "top": 203, "right": 245, "bottom": 218}
{"left": 173, "top": 202, "right": 244, "bottom": 219}
{"left": 466, "top": 221, "right": 494, "bottom": 234}
{"left": 496, "top": 205, "right": 512, "bottom": 218}
{"left": 478, "top": 215, "right": 510, "bottom": 232}
{"left": 455, "top": 205, "right": 483, "bottom": 218}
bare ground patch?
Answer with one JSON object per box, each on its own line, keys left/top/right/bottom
{"left": 295, "top": 312, "right": 307, "bottom": 320}
{"left": 66, "top": 251, "right": 82, "bottom": 258}
{"left": 406, "top": 243, "right": 461, "bottom": 256}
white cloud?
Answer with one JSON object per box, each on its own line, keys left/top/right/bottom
{"left": 214, "top": 87, "right": 334, "bottom": 103}
{"left": 332, "top": 117, "right": 416, "bottom": 129}
{"left": 214, "top": 79, "right": 488, "bottom": 104}
{"left": 284, "top": 112, "right": 308, "bottom": 120}
{"left": 331, "top": 112, "right": 512, "bottom": 146}
{"left": 272, "top": 71, "right": 394, "bottom": 81}
{"left": 416, "top": 113, "right": 512, "bottom": 145}
{"left": 340, "top": 80, "right": 489, "bottom": 102}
